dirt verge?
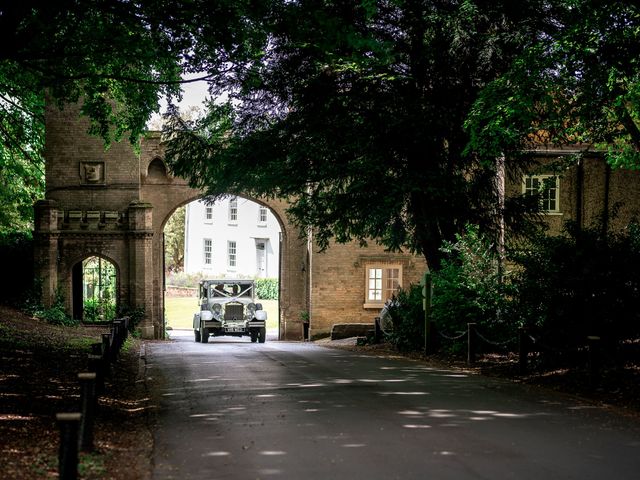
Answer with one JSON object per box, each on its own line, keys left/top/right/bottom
{"left": 0, "top": 306, "right": 153, "bottom": 479}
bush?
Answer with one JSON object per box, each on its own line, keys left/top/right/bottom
{"left": 385, "top": 285, "right": 425, "bottom": 352}
{"left": 256, "top": 278, "right": 279, "bottom": 300}
{"left": 117, "top": 305, "right": 145, "bottom": 334}
{"left": 383, "top": 225, "right": 514, "bottom": 354}
{"left": 33, "top": 290, "right": 78, "bottom": 327}
{"left": 512, "top": 221, "right": 640, "bottom": 349}
{"left": 83, "top": 298, "right": 116, "bottom": 323}
{"left": 432, "top": 224, "right": 516, "bottom": 346}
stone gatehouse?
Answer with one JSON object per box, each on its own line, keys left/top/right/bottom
{"left": 34, "top": 103, "right": 427, "bottom": 339}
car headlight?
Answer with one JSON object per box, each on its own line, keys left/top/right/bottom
{"left": 247, "top": 303, "right": 256, "bottom": 314}
{"left": 212, "top": 303, "right": 222, "bottom": 314}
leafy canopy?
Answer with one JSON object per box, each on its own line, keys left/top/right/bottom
{"left": 165, "top": 0, "right": 562, "bottom": 269}
{"left": 467, "top": 0, "right": 640, "bottom": 169}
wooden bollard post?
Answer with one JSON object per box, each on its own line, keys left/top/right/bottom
{"left": 374, "top": 317, "right": 382, "bottom": 344}
{"left": 56, "top": 412, "right": 82, "bottom": 480}
{"left": 467, "top": 323, "right": 477, "bottom": 366}
{"left": 111, "top": 323, "right": 120, "bottom": 356}
{"left": 113, "top": 320, "right": 124, "bottom": 354}
{"left": 90, "top": 342, "right": 103, "bottom": 356}
{"left": 587, "top": 336, "right": 601, "bottom": 387}
{"left": 101, "top": 332, "right": 113, "bottom": 375}
{"left": 87, "top": 354, "right": 104, "bottom": 394}
{"left": 519, "top": 327, "right": 528, "bottom": 375}
{"left": 78, "top": 373, "right": 97, "bottom": 452}
{"left": 101, "top": 333, "right": 111, "bottom": 359}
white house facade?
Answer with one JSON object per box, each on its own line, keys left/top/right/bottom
{"left": 183, "top": 196, "right": 281, "bottom": 278}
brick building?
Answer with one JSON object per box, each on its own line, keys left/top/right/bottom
{"left": 509, "top": 149, "right": 640, "bottom": 235}
{"left": 34, "top": 103, "right": 427, "bottom": 339}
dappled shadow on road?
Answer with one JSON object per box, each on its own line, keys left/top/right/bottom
{"left": 148, "top": 337, "right": 640, "bottom": 479}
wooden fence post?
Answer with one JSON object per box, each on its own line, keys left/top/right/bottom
{"left": 467, "top": 323, "right": 477, "bottom": 365}
{"left": 56, "top": 412, "right": 81, "bottom": 480}
{"left": 421, "top": 272, "right": 433, "bottom": 355}
{"left": 78, "top": 373, "right": 97, "bottom": 452}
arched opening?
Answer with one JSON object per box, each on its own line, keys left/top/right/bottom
{"left": 147, "top": 157, "right": 168, "bottom": 181}
{"left": 71, "top": 256, "right": 118, "bottom": 323}
{"left": 162, "top": 195, "right": 283, "bottom": 340}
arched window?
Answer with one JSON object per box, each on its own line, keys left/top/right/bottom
{"left": 75, "top": 256, "right": 117, "bottom": 322}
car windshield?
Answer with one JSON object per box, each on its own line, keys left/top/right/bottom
{"left": 208, "top": 282, "right": 253, "bottom": 299}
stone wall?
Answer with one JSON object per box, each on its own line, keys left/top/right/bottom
{"left": 308, "top": 239, "right": 427, "bottom": 338}
{"left": 505, "top": 151, "right": 640, "bottom": 235}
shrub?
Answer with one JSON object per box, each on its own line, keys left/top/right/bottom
{"left": 83, "top": 298, "right": 116, "bottom": 323}
{"left": 385, "top": 285, "right": 425, "bottom": 352}
{"left": 34, "top": 290, "right": 78, "bottom": 327}
{"left": 117, "top": 305, "right": 145, "bottom": 334}
{"left": 432, "top": 224, "right": 516, "bottom": 345}
{"left": 512, "top": 221, "right": 640, "bottom": 349}
{"left": 256, "top": 278, "right": 279, "bottom": 300}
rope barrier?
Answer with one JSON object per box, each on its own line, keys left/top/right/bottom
{"left": 474, "top": 330, "right": 517, "bottom": 348}
{"left": 437, "top": 330, "right": 467, "bottom": 341}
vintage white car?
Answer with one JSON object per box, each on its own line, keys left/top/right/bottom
{"left": 193, "top": 279, "right": 267, "bottom": 343}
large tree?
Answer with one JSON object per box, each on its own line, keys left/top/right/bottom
{"left": 165, "top": 0, "right": 562, "bottom": 269}
{"left": 0, "top": 0, "right": 258, "bottom": 234}
{"left": 467, "top": 0, "right": 640, "bottom": 169}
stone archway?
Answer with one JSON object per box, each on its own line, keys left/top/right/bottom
{"left": 34, "top": 103, "right": 308, "bottom": 339}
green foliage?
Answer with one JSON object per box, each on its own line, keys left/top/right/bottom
{"left": 466, "top": 1, "right": 640, "bottom": 170}
{"left": 384, "top": 225, "right": 515, "bottom": 354}
{"left": 432, "top": 225, "right": 515, "bottom": 342}
{"left": 512, "top": 221, "right": 640, "bottom": 348}
{"left": 256, "top": 278, "right": 279, "bottom": 300}
{"left": 83, "top": 298, "right": 116, "bottom": 323}
{"left": 34, "top": 291, "right": 78, "bottom": 327}
{"left": 164, "top": 206, "right": 185, "bottom": 273}
{"left": 384, "top": 285, "right": 425, "bottom": 353}
{"left": 117, "top": 305, "right": 146, "bottom": 334}
{"left": 164, "top": 0, "right": 550, "bottom": 269}
{"left": 0, "top": 1, "right": 190, "bottom": 234}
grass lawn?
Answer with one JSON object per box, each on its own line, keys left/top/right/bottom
{"left": 165, "top": 296, "right": 279, "bottom": 330}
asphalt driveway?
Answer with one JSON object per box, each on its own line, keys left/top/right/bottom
{"left": 147, "top": 331, "right": 640, "bottom": 479}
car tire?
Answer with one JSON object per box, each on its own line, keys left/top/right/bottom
{"left": 194, "top": 330, "right": 201, "bottom": 342}
{"left": 250, "top": 330, "right": 258, "bottom": 343}
{"left": 258, "top": 327, "right": 266, "bottom": 343}
{"left": 201, "top": 328, "right": 209, "bottom": 343}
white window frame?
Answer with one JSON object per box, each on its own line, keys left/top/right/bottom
{"left": 228, "top": 197, "right": 238, "bottom": 224}
{"left": 227, "top": 240, "right": 237, "bottom": 269}
{"left": 203, "top": 238, "right": 212, "bottom": 265}
{"left": 364, "top": 264, "right": 402, "bottom": 309}
{"left": 523, "top": 175, "right": 561, "bottom": 214}
{"left": 258, "top": 206, "right": 268, "bottom": 226}
{"left": 204, "top": 206, "right": 213, "bottom": 223}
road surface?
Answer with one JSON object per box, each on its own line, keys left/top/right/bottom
{"left": 147, "top": 330, "right": 640, "bottom": 479}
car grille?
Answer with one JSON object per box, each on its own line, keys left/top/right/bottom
{"left": 224, "top": 304, "right": 244, "bottom": 320}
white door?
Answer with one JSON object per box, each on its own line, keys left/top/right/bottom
{"left": 256, "top": 241, "right": 266, "bottom": 277}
